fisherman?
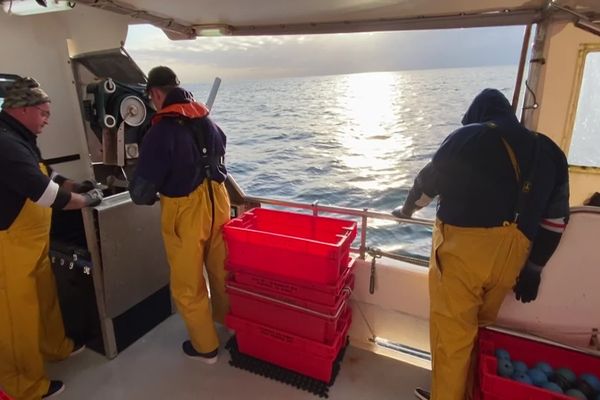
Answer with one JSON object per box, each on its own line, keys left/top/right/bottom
{"left": 0, "top": 77, "right": 103, "bottom": 399}
{"left": 392, "top": 88, "right": 570, "bottom": 400}
{"left": 129, "top": 66, "right": 230, "bottom": 363}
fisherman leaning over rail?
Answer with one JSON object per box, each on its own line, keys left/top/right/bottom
{"left": 0, "top": 77, "right": 103, "bottom": 400}
{"left": 129, "top": 66, "right": 230, "bottom": 363}
{"left": 392, "top": 89, "right": 570, "bottom": 400}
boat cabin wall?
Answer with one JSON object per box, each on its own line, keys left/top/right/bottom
{"left": 526, "top": 20, "right": 600, "bottom": 205}
{"left": 0, "top": 7, "right": 130, "bottom": 181}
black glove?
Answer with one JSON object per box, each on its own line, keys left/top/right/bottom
{"left": 392, "top": 205, "right": 412, "bottom": 219}
{"left": 82, "top": 188, "right": 104, "bottom": 207}
{"left": 514, "top": 261, "right": 543, "bottom": 303}
{"left": 584, "top": 192, "right": 600, "bottom": 206}
{"left": 73, "top": 180, "right": 97, "bottom": 194}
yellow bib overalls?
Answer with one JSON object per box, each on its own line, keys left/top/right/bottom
{"left": 429, "top": 136, "right": 532, "bottom": 400}
{"left": 160, "top": 179, "right": 230, "bottom": 353}
{"left": 0, "top": 164, "right": 73, "bottom": 400}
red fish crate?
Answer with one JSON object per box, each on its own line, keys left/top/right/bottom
{"left": 223, "top": 208, "right": 357, "bottom": 285}
{"left": 477, "top": 328, "right": 600, "bottom": 400}
{"left": 226, "top": 256, "right": 356, "bottom": 307}
{"left": 226, "top": 309, "right": 351, "bottom": 383}
{"left": 226, "top": 278, "right": 351, "bottom": 344}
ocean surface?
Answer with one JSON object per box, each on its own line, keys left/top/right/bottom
{"left": 188, "top": 65, "right": 517, "bottom": 259}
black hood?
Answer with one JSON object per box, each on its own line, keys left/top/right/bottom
{"left": 461, "top": 88, "right": 517, "bottom": 125}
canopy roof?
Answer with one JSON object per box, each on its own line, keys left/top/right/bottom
{"left": 71, "top": 0, "right": 600, "bottom": 38}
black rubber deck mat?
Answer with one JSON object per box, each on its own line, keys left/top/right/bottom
{"left": 226, "top": 335, "right": 349, "bottom": 398}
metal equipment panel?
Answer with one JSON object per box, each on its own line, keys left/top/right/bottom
{"left": 96, "top": 192, "right": 169, "bottom": 318}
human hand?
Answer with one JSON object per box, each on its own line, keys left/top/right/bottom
{"left": 82, "top": 188, "right": 104, "bottom": 207}
{"left": 392, "top": 206, "right": 412, "bottom": 219}
{"left": 514, "top": 261, "right": 543, "bottom": 303}
{"left": 584, "top": 192, "right": 600, "bottom": 207}
{"left": 73, "top": 180, "right": 98, "bottom": 193}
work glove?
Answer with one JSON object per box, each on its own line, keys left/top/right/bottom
{"left": 584, "top": 192, "right": 600, "bottom": 206}
{"left": 392, "top": 205, "right": 412, "bottom": 219}
{"left": 514, "top": 261, "right": 543, "bottom": 303}
{"left": 82, "top": 188, "right": 104, "bottom": 207}
{"left": 73, "top": 179, "right": 98, "bottom": 193}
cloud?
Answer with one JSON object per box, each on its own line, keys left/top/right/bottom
{"left": 125, "top": 24, "right": 525, "bottom": 82}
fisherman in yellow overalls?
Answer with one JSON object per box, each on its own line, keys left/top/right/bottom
{"left": 392, "top": 89, "right": 570, "bottom": 400}
{"left": 130, "top": 66, "right": 230, "bottom": 363}
{"left": 0, "top": 77, "right": 103, "bottom": 399}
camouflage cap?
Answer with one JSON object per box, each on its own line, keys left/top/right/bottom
{"left": 1, "top": 77, "right": 50, "bottom": 110}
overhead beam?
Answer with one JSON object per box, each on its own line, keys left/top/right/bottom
{"left": 217, "top": 9, "right": 544, "bottom": 36}
{"left": 73, "top": 1, "right": 591, "bottom": 38}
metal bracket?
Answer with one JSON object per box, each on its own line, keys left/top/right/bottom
{"left": 590, "top": 328, "right": 599, "bottom": 350}
{"left": 367, "top": 247, "right": 382, "bottom": 294}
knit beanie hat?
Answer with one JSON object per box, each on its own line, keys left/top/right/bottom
{"left": 1, "top": 77, "right": 50, "bottom": 109}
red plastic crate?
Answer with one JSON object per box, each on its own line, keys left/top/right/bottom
{"left": 226, "top": 309, "right": 351, "bottom": 383}
{"left": 478, "top": 328, "right": 600, "bottom": 400}
{"left": 226, "top": 279, "right": 350, "bottom": 343}
{"left": 223, "top": 208, "right": 357, "bottom": 285}
{"left": 227, "top": 256, "right": 356, "bottom": 307}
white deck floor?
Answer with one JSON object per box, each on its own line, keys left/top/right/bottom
{"left": 46, "top": 314, "right": 430, "bottom": 400}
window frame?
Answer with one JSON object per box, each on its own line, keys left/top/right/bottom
{"left": 563, "top": 44, "right": 600, "bottom": 175}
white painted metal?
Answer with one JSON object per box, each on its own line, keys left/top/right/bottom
{"left": 1, "top": 0, "right": 599, "bottom": 380}
{"left": 75, "top": 0, "right": 600, "bottom": 34}
{"left": 0, "top": 6, "right": 129, "bottom": 180}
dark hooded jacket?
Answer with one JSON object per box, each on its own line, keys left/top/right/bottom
{"left": 129, "top": 87, "right": 227, "bottom": 205}
{"left": 403, "top": 89, "right": 569, "bottom": 265}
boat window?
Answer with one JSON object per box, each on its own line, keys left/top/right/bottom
{"left": 125, "top": 24, "right": 525, "bottom": 261}
{"left": 568, "top": 51, "right": 600, "bottom": 168}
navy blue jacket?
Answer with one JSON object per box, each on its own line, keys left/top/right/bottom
{"left": 403, "top": 89, "right": 569, "bottom": 266}
{"left": 0, "top": 111, "right": 70, "bottom": 229}
{"left": 130, "top": 88, "right": 227, "bottom": 205}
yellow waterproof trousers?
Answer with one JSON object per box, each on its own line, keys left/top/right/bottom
{"left": 160, "top": 180, "right": 230, "bottom": 353}
{"left": 0, "top": 165, "right": 73, "bottom": 400}
{"left": 429, "top": 219, "right": 530, "bottom": 400}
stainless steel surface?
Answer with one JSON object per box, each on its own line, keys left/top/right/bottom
{"left": 374, "top": 337, "right": 432, "bottom": 362}
{"left": 360, "top": 208, "right": 368, "bottom": 260}
{"left": 95, "top": 192, "right": 170, "bottom": 319}
{"left": 367, "top": 247, "right": 429, "bottom": 267}
{"left": 244, "top": 195, "right": 434, "bottom": 226}
{"left": 81, "top": 207, "right": 119, "bottom": 358}
{"left": 244, "top": 195, "right": 434, "bottom": 264}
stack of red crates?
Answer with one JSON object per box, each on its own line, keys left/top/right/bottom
{"left": 223, "top": 207, "right": 358, "bottom": 383}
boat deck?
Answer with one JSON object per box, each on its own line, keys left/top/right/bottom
{"left": 46, "top": 314, "right": 430, "bottom": 400}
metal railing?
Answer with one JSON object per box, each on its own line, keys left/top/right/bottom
{"left": 244, "top": 195, "right": 434, "bottom": 265}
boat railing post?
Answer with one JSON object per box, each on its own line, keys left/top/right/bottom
{"left": 360, "top": 208, "right": 368, "bottom": 259}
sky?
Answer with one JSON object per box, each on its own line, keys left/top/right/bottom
{"left": 125, "top": 24, "right": 526, "bottom": 84}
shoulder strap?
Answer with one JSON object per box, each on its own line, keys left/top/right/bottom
{"left": 176, "top": 117, "right": 208, "bottom": 159}
{"left": 487, "top": 122, "right": 541, "bottom": 223}
{"left": 500, "top": 136, "right": 521, "bottom": 184}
